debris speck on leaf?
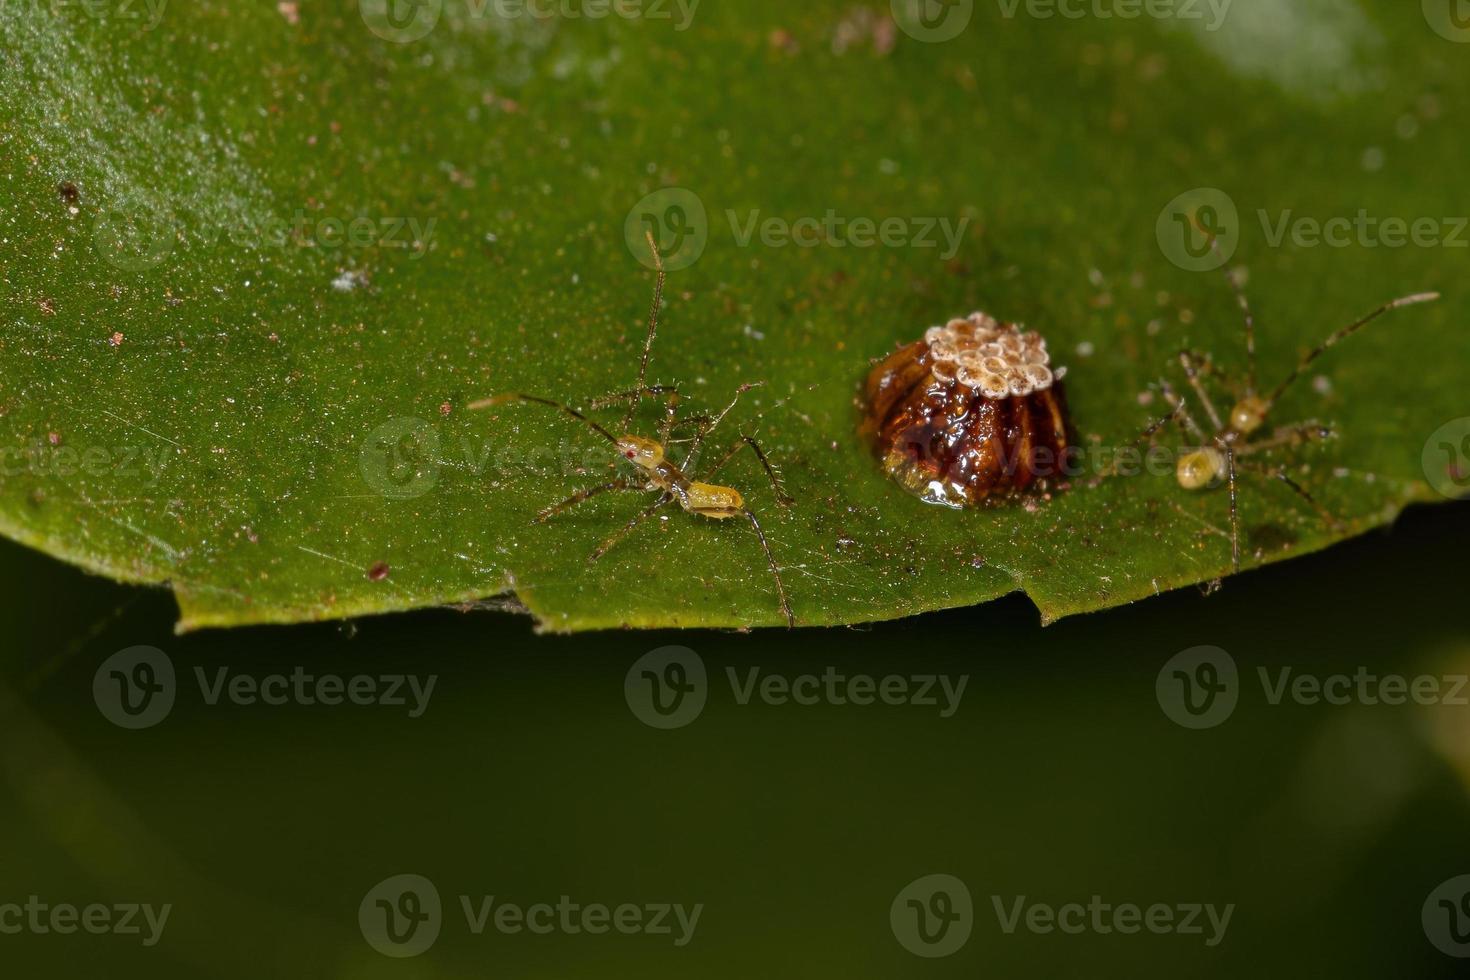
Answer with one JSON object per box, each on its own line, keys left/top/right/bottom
{"left": 331, "top": 269, "right": 369, "bottom": 292}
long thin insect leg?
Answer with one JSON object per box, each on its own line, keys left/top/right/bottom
{"left": 1227, "top": 444, "right": 1241, "bottom": 573}
{"left": 589, "top": 492, "right": 675, "bottom": 562}
{"left": 1091, "top": 396, "right": 1185, "bottom": 485}
{"left": 1264, "top": 291, "right": 1440, "bottom": 412}
{"left": 1160, "top": 381, "right": 1208, "bottom": 442}
{"left": 743, "top": 507, "right": 794, "bottom": 627}
{"left": 1179, "top": 350, "right": 1225, "bottom": 432}
{"left": 682, "top": 382, "right": 765, "bottom": 469}
{"left": 665, "top": 414, "right": 714, "bottom": 443}
{"left": 658, "top": 389, "right": 682, "bottom": 447}
{"left": 536, "top": 478, "right": 642, "bottom": 524}
{"left": 1236, "top": 421, "right": 1335, "bottom": 457}
{"left": 619, "top": 231, "right": 668, "bottom": 433}
{"left": 470, "top": 393, "right": 619, "bottom": 445}
{"left": 1182, "top": 348, "right": 1242, "bottom": 402}
{"left": 1240, "top": 462, "right": 1344, "bottom": 530}
{"left": 703, "top": 435, "right": 795, "bottom": 506}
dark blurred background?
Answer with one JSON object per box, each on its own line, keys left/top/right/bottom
{"left": 1, "top": 498, "right": 1467, "bottom": 977}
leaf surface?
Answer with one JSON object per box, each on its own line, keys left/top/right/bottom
{"left": 1, "top": 0, "right": 1465, "bottom": 630}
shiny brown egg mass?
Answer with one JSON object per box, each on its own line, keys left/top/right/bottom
{"left": 861, "top": 313, "right": 1073, "bottom": 508}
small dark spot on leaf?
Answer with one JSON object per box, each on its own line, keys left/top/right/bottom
{"left": 1248, "top": 523, "right": 1297, "bottom": 554}
{"left": 57, "top": 181, "right": 79, "bottom": 204}
{"left": 367, "top": 561, "right": 390, "bottom": 581}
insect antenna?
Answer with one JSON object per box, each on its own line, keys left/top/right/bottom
{"left": 619, "top": 230, "right": 667, "bottom": 433}
{"left": 682, "top": 382, "right": 765, "bottom": 469}
{"left": 1206, "top": 234, "right": 1258, "bottom": 396}
{"left": 1090, "top": 388, "right": 1185, "bottom": 485}
{"left": 470, "top": 393, "right": 619, "bottom": 446}
{"left": 1263, "top": 291, "right": 1440, "bottom": 412}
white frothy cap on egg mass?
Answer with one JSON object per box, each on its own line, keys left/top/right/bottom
{"left": 923, "top": 313, "right": 1058, "bottom": 400}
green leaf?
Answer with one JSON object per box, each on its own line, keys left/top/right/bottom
{"left": 1, "top": 0, "right": 1465, "bottom": 631}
